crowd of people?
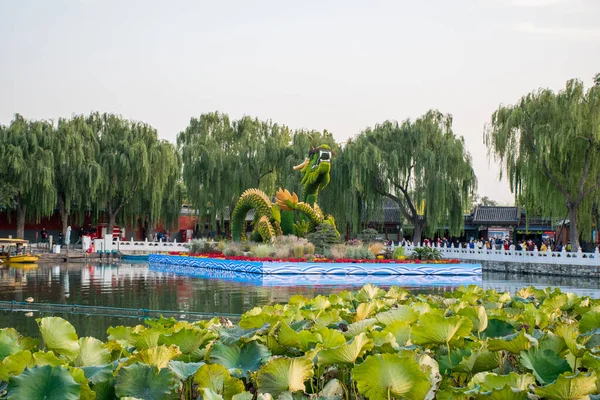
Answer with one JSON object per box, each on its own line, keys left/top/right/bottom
{"left": 395, "top": 236, "right": 575, "bottom": 252}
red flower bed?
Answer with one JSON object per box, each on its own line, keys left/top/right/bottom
{"left": 182, "top": 252, "right": 462, "bottom": 264}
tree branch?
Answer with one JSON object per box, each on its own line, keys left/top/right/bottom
{"left": 577, "top": 139, "right": 593, "bottom": 203}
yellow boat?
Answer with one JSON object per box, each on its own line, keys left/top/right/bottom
{"left": 0, "top": 239, "right": 39, "bottom": 263}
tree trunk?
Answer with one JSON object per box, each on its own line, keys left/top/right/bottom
{"left": 144, "top": 219, "right": 155, "bottom": 241}
{"left": 412, "top": 220, "right": 424, "bottom": 245}
{"left": 568, "top": 206, "right": 580, "bottom": 251}
{"left": 16, "top": 199, "right": 26, "bottom": 239}
{"left": 58, "top": 197, "right": 68, "bottom": 238}
{"left": 107, "top": 213, "right": 116, "bottom": 242}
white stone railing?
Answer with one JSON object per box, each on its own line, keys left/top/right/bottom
{"left": 92, "top": 238, "right": 191, "bottom": 253}
{"left": 392, "top": 243, "right": 600, "bottom": 266}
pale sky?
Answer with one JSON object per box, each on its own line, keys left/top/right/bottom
{"left": 1, "top": 0, "right": 599, "bottom": 204}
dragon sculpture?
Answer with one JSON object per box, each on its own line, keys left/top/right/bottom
{"left": 231, "top": 144, "right": 338, "bottom": 242}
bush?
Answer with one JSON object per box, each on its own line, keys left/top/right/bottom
{"left": 222, "top": 242, "right": 243, "bottom": 256}
{"left": 306, "top": 223, "right": 340, "bottom": 254}
{"left": 217, "top": 240, "right": 226, "bottom": 252}
{"left": 347, "top": 245, "right": 375, "bottom": 260}
{"left": 304, "top": 242, "right": 315, "bottom": 255}
{"left": 361, "top": 228, "right": 379, "bottom": 243}
{"left": 250, "top": 244, "right": 276, "bottom": 258}
{"left": 392, "top": 246, "right": 405, "bottom": 260}
{"left": 186, "top": 239, "right": 216, "bottom": 254}
{"left": 410, "top": 246, "right": 443, "bottom": 261}
{"left": 329, "top": 244, "right": 348, "bottom": 260}
{"left": 292, "top": 244, "right": 305, "bottom": 258}
{"left": 368, "top": 242, "right": 386, "bottom": 257}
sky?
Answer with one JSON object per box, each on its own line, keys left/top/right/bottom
{"left": 1, "top": 0, "right": 599, "bottom": 204}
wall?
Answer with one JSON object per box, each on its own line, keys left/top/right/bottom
{"left": 474, "top": 259, "right": 600, "bottom": 278}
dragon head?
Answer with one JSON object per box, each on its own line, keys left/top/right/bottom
{"left": 293, "top": 144, "right": 332, "bottom": 201}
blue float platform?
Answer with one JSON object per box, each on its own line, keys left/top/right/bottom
{"left": 148, "top": 254, "right": 481, "bottom": 276}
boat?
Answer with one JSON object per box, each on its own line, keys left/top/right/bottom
{"left": 0, "top": 239, "right": 39, "bottom": 263}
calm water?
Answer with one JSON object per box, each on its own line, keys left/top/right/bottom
{"left": 0, "top": 262, "right": 599, "bottom": 338}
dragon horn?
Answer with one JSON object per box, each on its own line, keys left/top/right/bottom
{"left": 293, "top": 158, "right": 310, "bottom": 170}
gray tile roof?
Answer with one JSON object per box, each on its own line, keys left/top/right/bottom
{"left": 473, "top": 206, "right": 520, "bottom": 224}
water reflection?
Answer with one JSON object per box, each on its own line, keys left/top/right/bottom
{"left": 0, "top": 262, "right": 599, "bottom": 338}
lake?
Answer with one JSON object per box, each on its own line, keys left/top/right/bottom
{"left": 0, "top": 261, "right": 598, "bottom": 338}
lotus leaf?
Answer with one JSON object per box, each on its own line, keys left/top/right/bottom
{"left": 277, "top": 322, "right": 319, "bottom": 351}
{"left": 487, "top": 330, "right": 536, "bottom": 354}
{"left": 255, "top": 357, "right": 314, "bottom": 396}
{"left": 352, "top": 353, "right": 430, "bottom": 400}
{"left": 115, "top": 362, "right": 178, "bottom": 400}
{"left": 381, "top": 320, "right": 411, "bottom": 347}
{"left": 239, "top": 307, "right": 279, "bottom": 329}
{"left": 126, "top": 345, "right": 182, "bottom": 369}
{"left": 317, "top": 332, "right": 374, "bottom": 366}
{"left": 193, "top": 363, "right": 245, "bottom": 400}
{"left": 579, "top": 311, "right": 600, "bottom": 334}
{"left": 356, "top": 283, "right": 386, "bottom": 302}
{"left": 216, "top": 325, "right": 263, "bottom": 346}
{"left": 319, "top": 378, "right": 344, "bottom": 399}
{"left": 469, "top": 372, "right": 536, "bottom": 391}
{"left": 74, "top": 337, "right": 111, "bottom": 367}
{"left": 231, "top": 392, "right": 254, "bottom": 400}
{"left": 520, "top": 348, "right": 572, "bottom": 384}
{"left": 473, "top": 384, "right": 528, "bottom": 400}
{"left": 0, "top": 350, "right": 34, "bottom": 381}
{"left": 482, "top": 318, "right": 515, "bottom": 338}
{"left": 534, "top": 371, "right": 598, "bottom": 399}
{"left": 555, "top": 323, "right": 586, "bottom": 357}
{"left": 343, "top": 318, "right": 377, "bottom": 338}
{"left": 107, "top": 325, "right": 135, "bottom": 347}
{"left": 81, "top": 363, "right": 114, "bottom": 384}
{"left": 7, "top": 365, "right": 80, "bottom": 400}
{"left": 68, "top": 366, "right": 95, "bottom": 400}
{"left": 375, "top": 305, "right": 419, "bottom": 326}
{"left": 355, "top": 302, "right": 379, "bottom": 322}
{"left": 308, "top": 295, "right": 332, "bottom": 310}
{"left": 370, "top": 331, "right": 399, "bottom": 353}
{"left": 314, "top": 327, "right": 346, "bottom": 349}
{"left": 581, "top": 352, "right": 600, "bottom": 370}
{"left": 411, "top": 313, "right": 472, "bottom": 346}
{"left": 158, "top": 327, "right": 216, "bottom": 354}
{"left": 145, "top": 315, "right": 178, "bottom": 329}
{"left": 210, "top": 340, "right": 271, "bottom": 377}
{"left": 37, "top": 317, "right": 80, "bottom": 360}
{"left": 167, "top": 360, "right": 204, "bottom": 380}
{"left": 457, "top": 306, "right": 488, "bottom": 334}
{"left": 0, "top": 328, "right": 33, "bottom": 359}
{"left": 202, "top": 388, "right": 225, "bottom": 400}
{"left": 131, "top": 327, "right": 166, "bottom": 349}
{"left": 453, "top": 348, "right": 499, "bottom": 375}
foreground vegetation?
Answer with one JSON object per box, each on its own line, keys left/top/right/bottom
{"left": 2, "top": 285, "right": 600, "bottom": 399}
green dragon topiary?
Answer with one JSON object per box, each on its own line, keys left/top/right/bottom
{"left": 231, "top": 144, "right": 338, "bottom": 242}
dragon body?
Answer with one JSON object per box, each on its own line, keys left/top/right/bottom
{"left": 231, "top": 144, "right": 337, "bottom": 242}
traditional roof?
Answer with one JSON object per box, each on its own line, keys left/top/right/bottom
{"left": 473, "top": 206, "right": 520, "bottom": 224}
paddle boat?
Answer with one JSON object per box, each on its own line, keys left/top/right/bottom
{"left": 0, "top": 239, "right": 39, "bottom": 263}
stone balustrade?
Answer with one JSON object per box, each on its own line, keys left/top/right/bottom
{"left": 92, "top": 238, "right": 193, "bottom": 253}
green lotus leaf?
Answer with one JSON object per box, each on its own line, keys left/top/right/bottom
{"left": 315, "top": 327, "right": 346, "bottom": 349}
{"left": 385, "top": 286, "right": 410, "bottom": 301}
{"left": 255, "top": 357, "right": 314, "bottom": 396}
{"left": 352, "top": 353, "right": 430, "bottom": 400}
{"left": 115, "top": 362, "right": 178, "bottom": 400}
{"left": 312, "top": 309, "right": 342, "bottom": 327}
{"left": 469, "top": 371, "right": 536, "bottom": 391}
{"left": 145, "top": 315, "right": 178, "bottom": 329}
{"left": 231, "top": 392, "right": 254, "bottom": 400}
{"left": 277, "top": 322, "right": 319, "bottom": 351}
{"left": 355, "top": 302, "right": 379, "bottom": 321}
{"left": 0, "top": 329, "right": 27, "bottom": 359}
{"left": 410, "top": 301, "right": 434, "bottom": 315}
{"left": 375, "top": 305, "right": 419, "bottom": 326}
{"left": 216, "top": 325, "right": 263, "bottom": 346}
{"left": 554, "top": 323, "right": 585, "bottom": 357}
{"left": 534, "top": 372, "right": 598, "bottom": 400}
{"left": 0, "top": 350, "right": 34, "bottom": 381}
{"left": 159, "top": 327, "right": 217, "bottom": 354}
{"left": 68, "top": 366, "right": 95, "bottom": 400}
{"left": 520, "top": 348, "right": 572, "bottom": 384}
{"left": 482, "top": 318, "right": 515, "bottom": 338}
{"left": 131, "top": 327, "right": 167, "bottom": 350}
{"left": 356, "top": 283, "right": 386, "bottom": 302}
{"left": 343, "top": 318, "right": 377, "bottom": 338}
{"left": 579, "top": 311, "right": 600, "bottom": 334}
{"left": 381, "top": 320, "right": 411, "bottom": 347}
{"left": 277, "top": 391, "right": 310, "bottom": 400}
{"left": 210, "top": 340, "right": 271, "bottom": 377}
{"left": 581, "top": 352, "right": 600, "bottom": 370}
{"left": 473, "top": 384, "right": 528, "bottom": 400}
{"left": 32, "top": 350, "right": 66, "bottom": 367}
{"left": 126, "top": 345, "right": 182, "bottom": 369}
{"left": 308, "top": 295, "right": 332, "bottom": 310}
{"left": 453, "top": 348, "right": 499, "bottom": 375}
{"left": 519, "top": 303, "right": 551, "bottom": 330}
{"left": 194, "top": 363, "right": 245, "bottom": 400}
{"left": 369, "top": 331, "right": 399, "bottom": 353}
{"left": 167, "top": 360, "right": 204, "bottom": 380}
{"left": 81, "top": 363, "right": 114, "bottom": 385}
{"left": 74, "top": 337, "right": 111, "bottom": 367}
{"left": 487, "top": 330, "right": 536, "bottom": 354}
{"left": 411, "top": 313, "right": 472, "bottom": 346}
{"left": 7, "top": 365, "right": 80, "bottom": 400}
{"left": 92, "top": 376, "right": 116, "bottom": 400}
{"left": 317, "top": 332, "right": 374, "bottom": 366}
{"left": 437, "top": 347, "right": 472, "bottom": 373}
{"left": 202, "top": 388, "right": 225, "bottom": 400}
{"left": 107, "top": 325, "right": 136, "bottom": 347}
{"left": 580, "top": 328, "right": 600, "bottom": 349}
{"left": 37, "top": 317, "right": 80, "bottom": 360}
{"left": 239, "top": 307, "right": 279, "bottom": 329}
{"left": 538, "top": 331, "right": 568, "bottom": 354}
{"left": 457, "top": 306, "right": 488, "bottom": 334}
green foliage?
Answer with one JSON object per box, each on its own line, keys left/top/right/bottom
{"left": 5, "top": 287, "right": 600, "bottom": 399}
{"left": 485, "top": 74, "right": 600, "bottom": 248}
{"left": 306, "top": 223, "right": 340, "bottom": 254}
{"left": 410, "top": 246, "right": 443, "bottom": 261}
{"left": 186, "top": 239, "right": 216, "bottom": 254}
{"left": 361, "top": 228, "right": 379, "bottom": 243}
{"left": 392, "top": 246, "right": 405, "bottom": 259}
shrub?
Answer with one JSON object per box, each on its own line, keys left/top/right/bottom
{"left": 186, "top": 239, "right": 216, "bottom": 254}
{"left": 410, "top": 247, "right": 443, "bottom": 261}
{"left": 307, "top": 223, "right": 340, "bottom": 254}
{"left": 392, "top": 246, "right": 405, "bottom": 260}
{"left": 250, "top": 244, "right": 276, "bottom": 258}
{"left": 304, "top": 242, "right": 315, "bottom": 255}
{"left": 347, "top": 245, "right": 375, "bottom": 260}
{"left": 217, "top": 240, "right": 226, "bottom": 252}
{"left": 273, "top": 245, "right": 291, "bottom": 259}
{"left": 223, "top": 242, "right": 244, "bottom": 256}
{"left": 368, "top": 242, "right": 386, "bottom": 257}
{"left": 292, "top": 244, "right": 305, "bottom": 258}
{"left": 361, "top": 228, "right": 379, "bottom": 243}
{"left": 347, "top": 238, "right": 362, "bottom": 247}
{"left": 329, "top": 244, "right": 348, "bottom": 260}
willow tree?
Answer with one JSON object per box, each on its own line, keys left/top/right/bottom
{"left": 0, "top": 115, "right": 56, "bottom": 238}
{"left": 53, "top": 116, "right": 102, "bottom": 237}
{"left": 346, "top": 110, "right": 477, "bottom": 243}
{"left": 178, "top": 112, "right": 292, "bottom": 231}
{"left": 89, "top": 113, "right": 172, "bottom": 238}
{"left": 485, "top": 75, "right": 600, "bottom": 249}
